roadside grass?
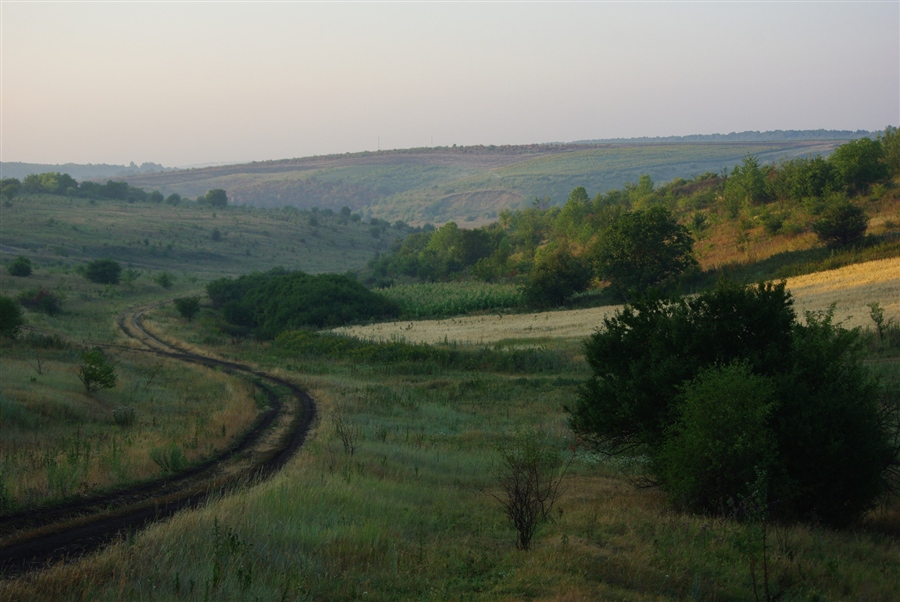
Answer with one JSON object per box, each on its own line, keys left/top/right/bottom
{"left": 5, "top": 312, "right": 899, "bottom": 601}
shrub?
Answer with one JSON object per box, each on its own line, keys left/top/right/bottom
{"left": 112, "top": 406, "right": 137, "bottom": 427}
{"left": 813, "top": 198, "right": 868, "bottom": 248}
{"left": 570, "top": 280, "right": 891, "bottom": 526}
{"left": 84, "top": 259, "right": 122, "bottom": 284}
{"left": 78, "top": 348, "right": 117, "bottom": 393}
{"left": 0, "top": 295, "right": 24, "bottom": 338}
{"left": 7, "top": 256, "right": 32, "bottom": 277}
{"left": 149, "top": 444, "right": 187, "bottom": 473}
{"left": 522, "top": 245, "right": 592, "bottom": 308}
{"left": 173, "top": 296, "right": 201, "bottom": 321}
{"left": 154, "top": 272, "right": 175, "bottom": 289}
{"left": 17, "top": 288, "right": 62, "bottom": 315}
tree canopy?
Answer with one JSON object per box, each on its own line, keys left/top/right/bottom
{"left": 569, "top": 280, "right": 891, "bottom": 526}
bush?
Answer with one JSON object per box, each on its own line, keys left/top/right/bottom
{"left": 813, "top": 198, "right": 868, "bottom": 248}
{"left": 570, "top": 280, "right": 891, "bottom": 526}
{"left": 7, "top": 256, "right": 32, "bottom": 277}
{"left": 522, "top": 245, "right": 592, "bottom": 308}
{"left": 173, "top": 296, "right": 201, "bottom": 321}
{"left": 84, "top": 259, "right": 122, "bottom": 284}
{"left": 0, "top": 295, "right": 24, "bottom": 338}
{"left": 17, "top": 288, "right": 62, "bottom": 315}
{"left": 154, "top": 271, "right": 175, "bottom": 289}
{"left": 78, "top": 348, "right": 117, "bottom": 393}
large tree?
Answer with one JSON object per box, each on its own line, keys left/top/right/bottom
{"left": 593, "top": 206, "right": 696, "bottom": 297}
{"left": 569, "top": 281, "right": 891, "bottom": 526}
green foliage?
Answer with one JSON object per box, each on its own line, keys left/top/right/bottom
{"left": 570, "top": 281, "right": 890, "bottom": 525}
{"left": 880, "top": 125, "right": 900, "bottom": 176}
{"left": 154, "top": 271, "right": 176, "bottom": 289}
{"left": 658, "top": 361, "right": 777, "bottom": 514}
{"left": 812, "top": 197, "right": 869, "bottom": 248}
{"left": 208, "top": 270, "right": 400, "bottom": 337}
{"left": 78, "top": 348, "right": 117, "bottom": 393}
{"left": 0, "top": 295, "right": 24, "bottom": 338}
{"left": 17, "top": 287, "right": 63, "bottom": 315}
{"left": 522, "top": 244, "right": 592, "bottom": 308}
{"left": 593, "top": 206, "right": 697, "bottom": 297}
{"left": 380, "top": 281, "right": 523, "bottom": 319}
{"left": 203, "top": 189, "right": 228, "bottom": 208}
{"left": 723, "top": 155, "right": 772, "bottom": 215}
{"left": 173, "top": 296, "right": 201, "bottom": 321}
{"left": 84, "top": 259, "right": 122, "bottom": 284}
{"left": 7, "top": 255, "right": 32, "bottom": 277}
{"left": 0, "top": 177, "right": 20, "bottom": 200}
{"left": 149, "top": 444, "right": 187, "bottom": 474}
{"left": 828, "top": 137, "right": 888, "bottom": 193}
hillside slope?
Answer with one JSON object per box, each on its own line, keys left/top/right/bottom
{"left": 120, "top": 141, "right": 848, "bottom": 225}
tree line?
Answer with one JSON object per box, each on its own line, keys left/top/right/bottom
{"left": 0, "top": 172, "right": 229, "bottom": 208}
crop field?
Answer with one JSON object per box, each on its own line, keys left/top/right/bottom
{"left": 380, "top": 281, "right": 524, "bottom": 319}
{"left": 337, "top": 257, "right": 900, "bottom": 345}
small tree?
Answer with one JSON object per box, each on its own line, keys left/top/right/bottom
{"left": 593, "top": 206, "right": 696, "bottom": 297}
{"left": 522, "top": 245, "right": 592, "bottom": 308}
{"left": 84, "top": 259, "right": 122, "bottom": 284}
{"left": 203, "top": 189, "right": 228, "bottom": 208}
{"left": 813, "top": 198, "right": 868, "bottom": 248}
{"left": 492, "top": 431, "right": 570, "bottom": 550}
{"left": 78, "top": 348, "right": 117, "bottom": 393}
{"left": 7, "top": 256, "right": 32, "bottom": 277}
{"left": 173, "top": 296, "right": 201, "bottom": 321}
{"left": 0, "top": 295, "right": 24, "bottom": 338}
{"left": 154, "top": 271, "right": 175, "bottom": 289}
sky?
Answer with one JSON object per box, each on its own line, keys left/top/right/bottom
{"left": 1, "top": 1, "right": 898, "bottom": 168}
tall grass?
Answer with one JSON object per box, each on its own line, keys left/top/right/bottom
{"left": 380, "top": 281, "right": 524, "bottom": 319}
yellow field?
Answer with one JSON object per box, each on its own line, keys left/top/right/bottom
{"left": 335, "top": 257, "right": 900, "bottom": 345}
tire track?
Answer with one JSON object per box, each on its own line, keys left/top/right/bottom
{"left": 0, "top": 303, "right": 316, "bottom": 578}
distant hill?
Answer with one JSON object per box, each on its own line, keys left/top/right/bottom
{"left": 0, "top": 161, "right": 173, "bottom": 181}
{"left": 574, "top": 129, "right": 879, "bottom": 144}
{"left": 23, "top": 131, "right": 887, "bottom": 225}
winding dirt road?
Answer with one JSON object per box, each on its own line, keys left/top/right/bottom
{"left": 0, "top": 304, "right": 316, "bottom": 578}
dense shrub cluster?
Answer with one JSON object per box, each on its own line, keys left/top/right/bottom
{"left": 207, "top": 269, "right": 400, "bottom": 337}
{"left": 17, "top": 288, "right": 63, "bottom": 315}
{"left": 569, "top": 280, "right": 892, "bottom": 526}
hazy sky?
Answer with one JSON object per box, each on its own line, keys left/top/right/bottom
{"left": 2, "top": 1, "right": 898, "bottom": 167}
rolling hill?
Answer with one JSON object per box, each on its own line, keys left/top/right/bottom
{"left": 118, "top": 138, "right": 855, "bottom": 225}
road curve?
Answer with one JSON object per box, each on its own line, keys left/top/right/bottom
{"left": 0, "top": 303, "right": 317, "bottom": 578}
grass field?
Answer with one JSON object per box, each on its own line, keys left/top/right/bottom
{"left": 4, "top": 303, "right": 899, "bottom": 601}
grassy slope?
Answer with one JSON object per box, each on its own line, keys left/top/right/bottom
{"left": 121, "top": 141, "right": 846, "bottom": 225}
{"left": 0, "top": 194, "right": 397, "bottom": 280}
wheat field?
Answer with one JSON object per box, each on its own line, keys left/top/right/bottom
{"left": 335, "top": 257, "right": 900, "bottom": 345}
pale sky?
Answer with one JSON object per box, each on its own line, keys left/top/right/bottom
{"left": 1, "top": 1, "right": 898, "bottom": 167}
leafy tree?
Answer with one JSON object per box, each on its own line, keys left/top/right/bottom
{"left": 879, "top": 125, "right": 900, "bottom": 176}
{"left": 173, "top": 296, "right": 201, "bottom": 321}
{"left": 593, "top": 206, "right": 696, "bottom": 297}
{"left": 84, "top": 259, "right": 122, "bottom": 284}
{"left": 0, "top": 178, "right": 20, "bottom": 200}
{"left": 148, "top": 190, "right": 164, "bottom": 203}
{"left": 569, "top": 281, "right": 891, "bottom": 526}
{"left": 522, "top": 245, "right": 592, "bottom": 308}
{"left": 812, "top": 197, "right": 868, "bottom": 248}
{"left": 7, "top": 256, "right": 32, "bottom": 277}
{"left": 0, "top": 295, "right": 24, "bottom": 338}
{"left": 203, "top": 189, "right": 228, "bottom": 208}
{"left": 78, "top": 348, "right": 117, "bottom": 393}
{"left": 165, "top": 193, "right": 182, "bottom": 206}
{"left": 828, "top": 137, "right": 888, "bottom": 193}
{"left": 723, "top": 155, "right": 771, "bottom": 215}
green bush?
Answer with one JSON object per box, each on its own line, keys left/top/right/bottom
{"left": 0, "top": 295, "right": 24, "bottom": 338}
{"left": 812, "top": 198, "right": 868, "bottom": 248}
{"left": 84, "top": 259, "right": 122, "bottom": 284}
{"left": 173, "top": 296, "right": 201, "bottom": 321}
{"left": 154, "top": 271, "right": 175, "bottom": 289}
{"left": 7, "top": 256, "right": 32, "bottom": 277}
{"left": 17, "top": 288, "right": 63, "bottom": 315}
{"left": 522, "top": 245, "right": 592, "bottom": 308}
{"left": 570, "top": 280, "right": 891, "bottom": 526}
{"left": 78, "top": 348, "right": 117, "bottom": 393}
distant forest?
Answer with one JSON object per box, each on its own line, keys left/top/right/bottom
{"left": 0, "top": 161, "right": 172, "bottom": 181}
